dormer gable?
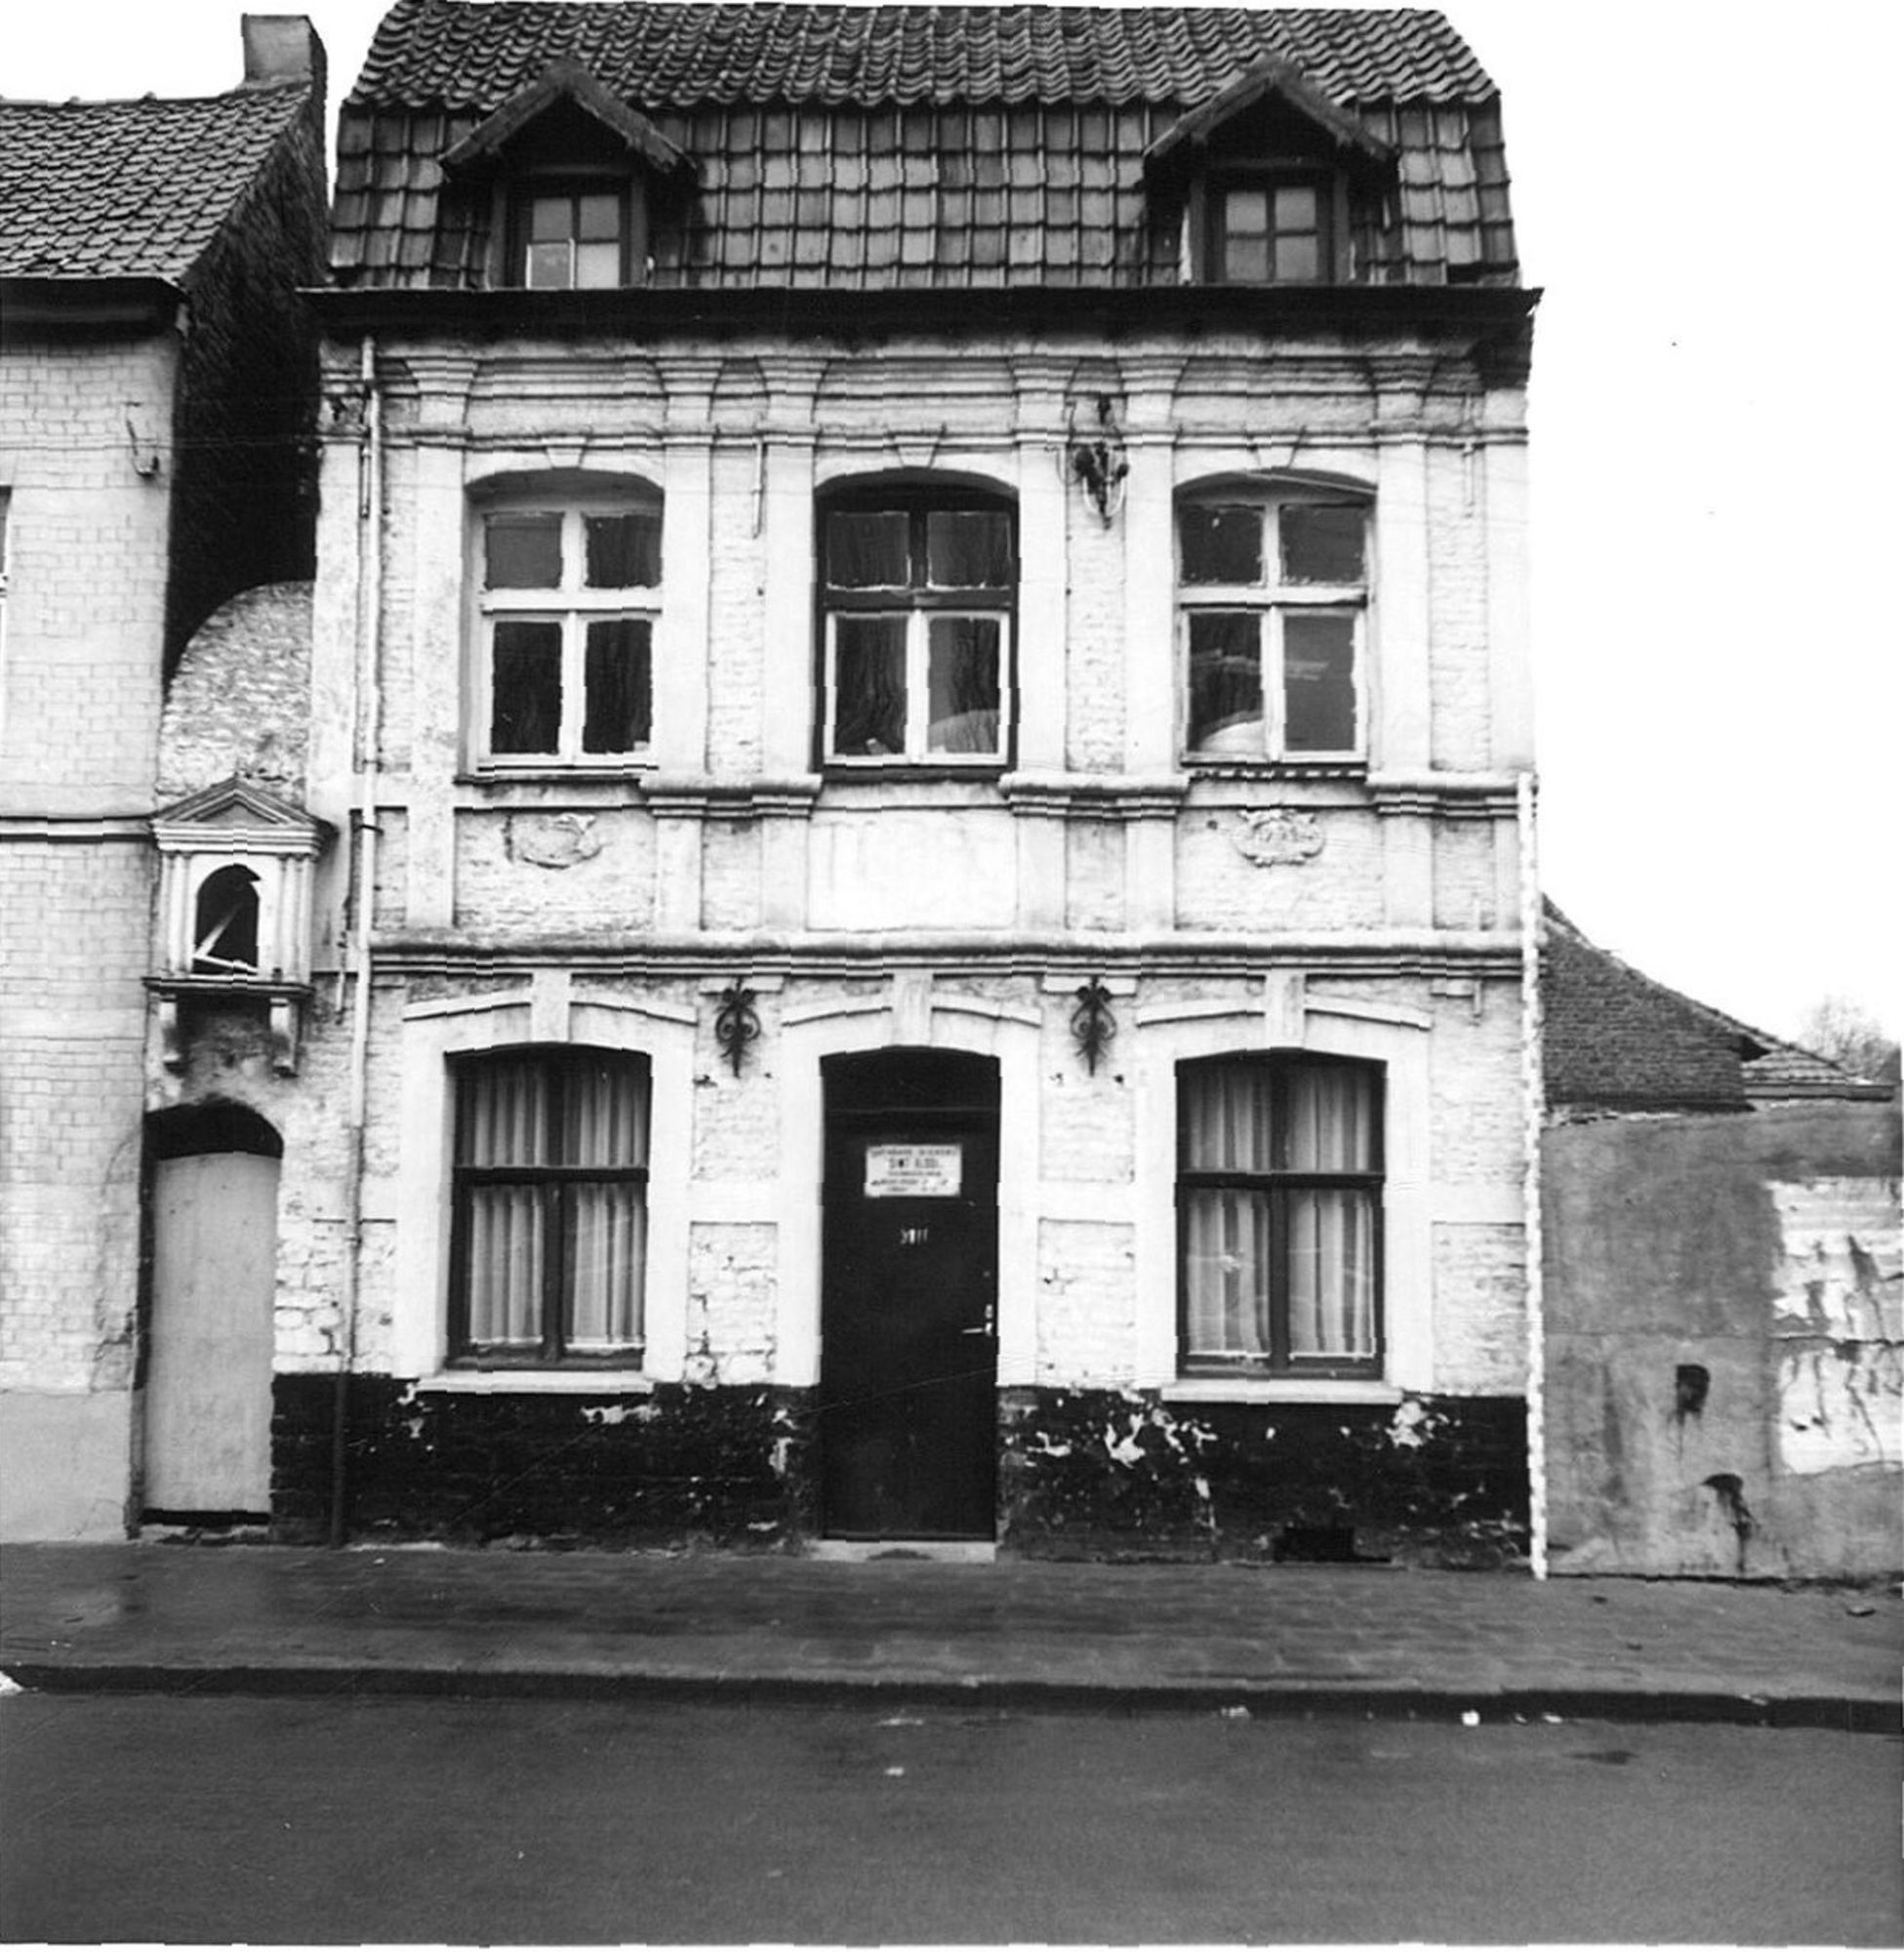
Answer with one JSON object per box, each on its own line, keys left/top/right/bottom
{"left": 439, "top": 59, "right": 694, "bottom": 290}
{"left": 441, "top": 59, "right": 692, "bottom": 180}
{"left": 1146, "top": 57, "right": 1397, "bottom": 287}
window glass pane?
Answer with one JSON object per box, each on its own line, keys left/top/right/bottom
{"left": 1274, "top": 234, "right": 1321, "bottom": 282}
{"left": 1183, "top": 1062, "right": 1274, "bottom": 1172}
{"left": 564, "top": 1183, "right": 646, "bottom": 1348}
{"left": 926, "top": 616, "right": 1001, "bottom": 753}
{"left": 827, "top": 511, "right": 911, "bottom": 588}
{"left": 926, "top": 510, "right": 1012, "bottom": 588}
{"left": 585, "top": 511, "right": 661, "bottom": 589}
{"left": 1274, "top": 183, "right": 1319, "bottom": 230}
{"left": 489, "top": 620, "right": 563, "bottom": 753}
{"left": 1282, "top": 613, "right": 1357, "bottom": 752}
{"left": 1184, "top": 1188, "right": 1272, "bottom": 1360}
{"left": 559, "top": 1054, "right": 649, "bottom": 1168}
{"left": 466, "top": 1185, "right": 545, "bottom": 1345}
{"left": 582, "top": 618, "right": 652, "bottom": 752}
{"left": 1180, "top": 505, "right": 1263, "bottom": 585}
{"left": 1278, "top": 1064, "right": 1376, "bottom": 1171}
{"left": 1224, "top": 235, "right": 1270, "bottom": 283}
{"left": 457, "top": 1058, "right": 550, "bottom": 1166}
{"left": 525, "top": 241, "right": 571, "bottom": 288}
{"left": 484, "top": 512, "right": 562, "bottom": 590}
{"left": 1186, "top": 610, "right": 1263, "bottom": 752}
{"left": 1225, "top": 186, "right": 1269, "bottom": 234}
{"left": 573, "top": 239, "right": 621, "bottom": 288}
{"left": 1285, "top": 1189, "right": 1376, "bottom": 1356}
{"left": 1280, "top": 505, "right": 1365, "bottom": 584}
{"left": 529, "top": 195, "right": 572, "bottom": 242}
{"left": 832, "top": 615, "right": 908, "bottom": 755}
{"left": 576, "top": 192, "right": 621, "bottom": 241}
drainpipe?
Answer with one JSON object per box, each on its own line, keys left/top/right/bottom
{"left": 329, "top": 335, "right": 383, "bottom": 1548}
{"left": 1517, "top": 768, "right": 1548, "bottom": 1578}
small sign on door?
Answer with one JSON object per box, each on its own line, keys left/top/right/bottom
{"left": 864, "top": 1143, "right": 963, "bottom": 1198}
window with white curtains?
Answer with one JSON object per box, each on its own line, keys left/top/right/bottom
{"left": 449, "top": 1048, "right": 650, "bottom": 1363}
{"left": 1178, "top": 1055, "right": 1382, "bottom": 1376}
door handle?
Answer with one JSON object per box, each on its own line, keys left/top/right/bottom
{"left": 959, "top": 1305, "right": 997, "bottom": 1337}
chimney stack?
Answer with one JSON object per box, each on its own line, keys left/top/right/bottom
{"left": 241, "top": 15, "right": 326, "bottom": 98}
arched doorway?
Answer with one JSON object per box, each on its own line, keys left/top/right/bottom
{"left": 142, "top": 1101, "right": 282, "bottom": 1520}
{"left": 819, "top": 1048, "right": 998, "bottom": 1539}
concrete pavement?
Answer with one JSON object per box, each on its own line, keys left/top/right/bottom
{"left": 2, "top": 1541, "right": 1897, "bottom": 1728}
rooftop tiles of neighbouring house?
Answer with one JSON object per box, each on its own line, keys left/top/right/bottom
{"left": 331, "top": 2, "right": 1518, "bottom": 292}
{"left": 0, "top": 87, "right": 315, "bottom": 285}
{"left": 1541, "top": 901, "right": 1885, "bottom": 1114}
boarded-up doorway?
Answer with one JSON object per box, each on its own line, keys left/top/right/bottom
{"left": 143, "top": 1103, "right": 281, "bottom": 1520}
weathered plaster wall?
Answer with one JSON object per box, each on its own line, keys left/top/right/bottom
{"left": 1544, "top": 1101, "right": 1901, "bottom": 1578}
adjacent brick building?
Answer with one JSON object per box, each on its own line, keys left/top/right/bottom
{"left": 0, "top": 19, "right": 329, "bottom": 1536}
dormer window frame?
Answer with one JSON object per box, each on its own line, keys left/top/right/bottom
{"left": 501, "top": 166, "right": 647, "bottom": 291}
{"left": 1193, "top": 162, "right": 1352, "bottom": 287}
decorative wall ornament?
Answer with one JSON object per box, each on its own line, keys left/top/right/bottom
{"left": 1067, "top": 393, "right": 1128, "bottom": 525}
{"left": 507, "top": 812, "right": 604, "bottom": 870}
{"left": 713, "top": 977, "right": 762, "bottom": 1076}
{"left": 1233, "top": 807, "right": 1325, "bottom": 869}
{"left": 1070, "top": 976, "right": 1118, "bottom": 1074}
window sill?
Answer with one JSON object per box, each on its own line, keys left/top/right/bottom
{"left": 414, "top": 1370, "right": 655, "bottom": 1396}
{"left": 1181, "top": 758, "right": 1367, "bottom": 780}
{"left": 1161, "top": 1378, "right": 1400, "bottom": 1406}
{"left": 821, "top": 764, "right": 1009, "bottom": 783}
{"left": 460, "top": 766, "right": 653, "bottom": 785}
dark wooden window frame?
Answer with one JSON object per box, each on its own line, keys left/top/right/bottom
{"left": 501, "top": 172, "right": 646, "bottom": 290}
{"left": 1199, "top": 164, "right": 1345, "bottom": 285}
{"left": 815, "top": 485, "right": 1019, "bottom": 775}
{"left": 447, "top": 1047, "right": 651, "bottom": 1367}
{"left": 1175, "top": 1052, "right": 1386, "bottom": 1380}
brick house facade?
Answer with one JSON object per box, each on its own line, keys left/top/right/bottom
{"left": 0, "top": 20, "right": 329, "bottom": 1538}
{"left": 20, "top": 1, "right": 1545, "bottom": 1562}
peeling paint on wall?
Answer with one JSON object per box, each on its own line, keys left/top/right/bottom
{"left": 1770, "top": 1179, "right": 1902, "bottom": 1477}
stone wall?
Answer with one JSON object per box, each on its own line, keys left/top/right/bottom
{"left": 1544, "top": 1100, "right": 1902, "bottom": 1578}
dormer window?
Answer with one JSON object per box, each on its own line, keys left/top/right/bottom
{"left": 1210, "top": 173, "right": 1330, "bottom": 285}
{"left": 1144, "top": 55, "right": 1394, "bottom": 290}
{"left": 517, "top": 184, "right": 634, "bottom": 289}
{"left": 438, "top": 59, "right": 694, "bottom": 294}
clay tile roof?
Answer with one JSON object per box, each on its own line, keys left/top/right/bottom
{"left": 347, "top": 3, "right": 1494, "bottom": 111}
{"left": 1541, "top": 903, "right": 1887, "bottom": 1113}
{"left": 0, "top": 86, "right": 312, "bottom": 284}
{"left": 332, "top": 3, "right": 1518, "bottom": 292}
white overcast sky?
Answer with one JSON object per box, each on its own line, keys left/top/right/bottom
{"left": 9, "top": 0, "right": 1898, "bottom": 1045}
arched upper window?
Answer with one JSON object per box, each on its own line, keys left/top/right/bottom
{"left": 472, "top": 480, "right": 662, "bottom": 771}
{"left": 1177, "top": 482, "right": 1369, "bottom": 764}
{"left": 817, "top": 481, "right": 1017, "bottom": 769}
{"left": 191, "top": 865, "right": 262, "bottom": 975}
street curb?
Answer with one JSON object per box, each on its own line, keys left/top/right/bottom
{"left": 4, "top": 1662, "right": 1895, "bottom": 1732}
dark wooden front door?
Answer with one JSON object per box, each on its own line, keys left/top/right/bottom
{"left": 820, "top": 1050, "right": 998, "bottom": 1539}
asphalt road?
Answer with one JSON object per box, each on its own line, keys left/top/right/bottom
{"left": 3, "top": 1694, "right": 1897, "bottom": 1944}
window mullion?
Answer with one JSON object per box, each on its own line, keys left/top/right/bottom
{"left": 555, "top": 616, "right": 581, "bottom": 760}
{"left": 1261, "top": 605, "right": 1282, "bottom": 759}
{"left": 906, "top": 607, "right": 929, "bottom": 759}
